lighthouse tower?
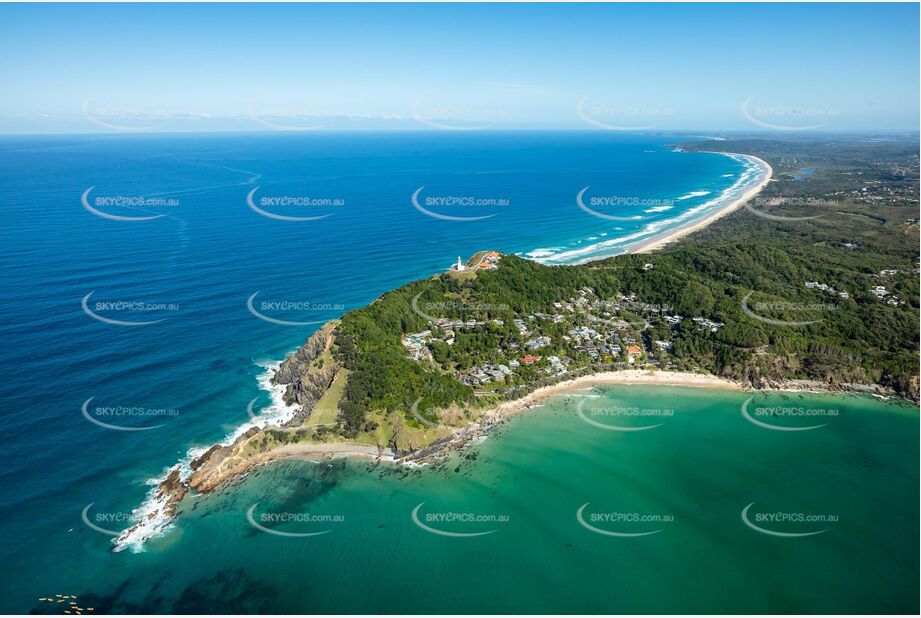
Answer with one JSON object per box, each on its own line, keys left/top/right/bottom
{"left": 454, "top": 256, "right": 466, "bottom": 271}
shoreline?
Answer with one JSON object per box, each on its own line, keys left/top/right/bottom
{"left": 480, "top": 370, "right": 740, "bottom": 421}
{"left": 110, "top": 150, "right": 814, "bottom": 551}
{"left": 396, "top": 370, "right": 901, "bottom": 464}
{"left": 387, "top": 370, "right": 746, "bottom": 463}
{"left": 391, "top": 372, "right": 738, "bottom": 460}
{"left": 631, "top": 153, "right": 773, "bottom": 254}
{"left": 571, "top": 152, "right": 773, "bottom": 264}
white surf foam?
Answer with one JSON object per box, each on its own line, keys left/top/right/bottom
{"left": 113, "top": 359, "right": 298, "bottom": 553}
{"left": 539, "top": 154, "right": 768, "bottom": 265}
{"left": 677, "top": 190, "right": 711, "bottom": 200}
{"left": 524, "top": 247, "right": 563, "bottom": 260}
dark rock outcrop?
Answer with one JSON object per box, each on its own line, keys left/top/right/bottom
{"left": 272, "top": 321, "right": 341, "bottom": 413}
{"left": 157, "top": 468, "right": 188, "bottom": 516}
{"left": 273, "top": 321, "right": 336, "bottom": 386}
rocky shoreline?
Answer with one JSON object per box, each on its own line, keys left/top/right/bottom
{"left": 273, "top": 322, "right": 340, "bottom": 414}
{"left": 114, "top": 313, "right": 906, "bottom": 551}
{"left": 113, "top": 322, "right": 344, "bottom": 550}
{"left": 187, "top": 322, "right": 342, "bottom": 491}
{"left": 154, "top": 340, "right": 903, "bottom": 504}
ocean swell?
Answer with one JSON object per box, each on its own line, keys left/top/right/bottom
{"left": 114, "top": 150, "right": 769, "bottom": 552}
{"left": 112, "top": 360, "right": 299, "bottom": 552}
{"left": 531, "top": 153, "right": 767, "bottom": 265}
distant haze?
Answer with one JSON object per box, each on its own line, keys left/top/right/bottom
{"left": 0, "top": 3, "right": 918, "bottom": 133}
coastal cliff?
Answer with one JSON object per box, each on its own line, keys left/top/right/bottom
{"left": 272, "top": 321, "right": 340, "bottom": 418}
{"left": 274, "top": 322, "right": 337, "bottom": 394}
{"left": 113, "top": 141, "right": 919, "bottom": 556}
{"left": 115, "top": 233, "right": 917, "bottom": 551}
{"left": 187, "top": 241, "right": 918, "bottom": 499}
{"left": 113, "top": 322, "right": 347, "bottom": 550}
{"left": 188, "top": 321, "right": 342, "bottom": 491}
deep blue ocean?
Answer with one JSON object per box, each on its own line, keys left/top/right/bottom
{"left": 4, "top": 133, "right": 914, "bottom": 614}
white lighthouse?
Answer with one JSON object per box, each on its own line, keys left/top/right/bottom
{"left": 452, "top": 256, "right": 466, "bottom": 272}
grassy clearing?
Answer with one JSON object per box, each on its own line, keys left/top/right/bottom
{"left": 310, "top": 368, "right": 349, "bottom": 426}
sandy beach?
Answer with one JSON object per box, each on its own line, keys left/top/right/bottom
{"left": 483, "top": 370, "right": 742, "bottom": 422}
{"left": 298, "top": 371, "right": 740, "bottom": 462}
{"left": 628, "top": 153, "right": 773, "bottom": 254}
{"left": 183, "top": 370, "right": 747, "bottom": 486}
{"left": 160, "top": 153, "right": 774, "bottom": 486}
{"left": 114, "top": 152, "right": 776, "bottom": 549}
{"left": 568, "top": 152, "right": 773, "bottom": 264}
{"left": 235, "top": 441, "right": 396, "bottom": 470}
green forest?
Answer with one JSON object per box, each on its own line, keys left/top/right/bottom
{"left": 325, "top": 137, "right": 919, "bottom": 435}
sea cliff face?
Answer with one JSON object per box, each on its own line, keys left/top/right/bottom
{"left": 113, "top": 322, "right": 347, "bottom": 549}
{"left": 189, "top": 321, "right": 342, "bottom": 491}
{"left": 272, "top": 321, "right": 340, "bottom": 419}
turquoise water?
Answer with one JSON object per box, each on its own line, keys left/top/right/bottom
{"left": 17, "top": 387, "right": 919, "bottom": 613}
{"left": 0, "top": 133, "right": 915, "bottom": 613}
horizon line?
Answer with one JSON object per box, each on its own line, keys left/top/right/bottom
{"left": 1, "top": 128, "right": 919, "bottom": 138}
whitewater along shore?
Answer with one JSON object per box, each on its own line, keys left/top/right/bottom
{"left": 115, "top": 310, "right": 898, "bottom": 551}
{"left": 629, "top": 153, "right": 773, "bottom": 254}
{"left": 105, "top": 152, "right": 855, "bottom": 552}
{"left": 111, "top": 320, "right": 750, "bottom": 552}
{"left": 114, "top": 365, "right": 747, "bottom": 551}
{"left": 113, "top": 322, "right": 352, "bottom": 551}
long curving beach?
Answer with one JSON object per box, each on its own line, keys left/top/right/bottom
{"left": 629, "top": 153, "right": 773, "bottom": 253}
{"left": 112, "top": 149, "right": 776, "bottom": 554}
{"left": 472, "top": 153, "right": 773, "bottom": 419}
{"left": 563, "top": 152, "right": 774, "bottom": 264}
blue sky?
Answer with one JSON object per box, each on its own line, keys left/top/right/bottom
{"left": 0, "top": 3, "right": 918, "bottom": 132}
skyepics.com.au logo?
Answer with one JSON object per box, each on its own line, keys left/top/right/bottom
{"left": 744, "top": 196, "right": 828, "bottom": 222}
{"left": 740, "top": 96, "right": 839, "bottom": 132}
{"left": 246, "top": 100, "right": 329, "bottom": 131}
{"left": 578, "top": 300, "right": 650, "bottom": 331}
{"left": 82, "top": 99, "right": 164, "bottom": 132}
{"left": 410, "top": 287, "right": 511, "bottom": 323}
{"left": 575, "top": 397, "right": 674, "bottom": 432}
{"left": 406, "top": 397, "right": 466, "bottom": 431}
{"left": 576, "top": 97, "right": 674, "bottom": 131}
{"left": 81, "top": 503, "right": 141, "bottom": 537}
{"left": 411, "top": 503, "right": 509, "bottom": 537}
{"left": 741, "top": 397, "right": 838, "bottom": 432}
{"left": 81, "top": 187, "right": 178, "bottom": 222}
{"left": 81, "top": 291, "right": 179, "bottom": 326}
{"left": 576, "top": 503, "right": 673, "bottom": 537}
{"left": 82, "top": 397, "right": 179, "bottom": 432}
{"left": 741, "top": 502, "right": 838, "bottom": 537}
{"left": 411, "top": 187, "right": 509, "bottom": 222}
{"left": 412, "top": 101, "right": 507, "bottom": 131}
{"left": 246, "top": 504, "right": 344, "bottom": 538}
{"left": 581, "top": 311, "right": 648, "bottom": 332}
{"left": 409, "top": 398, "right": 441, "bottom": 429}
{"left": 576, "top": 188, "right": 649, "bottom": 222}
{"left": 741, "top": 292, "right": 836, "bottom": 327}
{"left": 247, "top": 292, "right": 344, "bottom": 326}
{"left": 246, "top": 187, "right": 344, "bottom": 221}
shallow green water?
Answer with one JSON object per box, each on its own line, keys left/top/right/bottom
{"left": 21, "top": 387, "right": 920, "bottom": 613}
